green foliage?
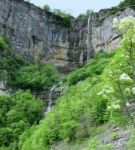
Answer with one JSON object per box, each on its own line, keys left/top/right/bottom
{"left": 76, "top": 14, "right": 86, "bottom": 21}
{"left": 76, "top": 0, "right": 135, "bottom": 23}
{"left": 101, "top": 17, "right": 135, "bottom": 125}
{"left": 119, "top": 0, "right": 135, "bottom": 10}
{"left": 15, "top": 63, "right": 59, "bottom": 91}
{"left": 0, "top": 91, "right": 43, "bottom": 149}
{"left": 0, "top": 37, "right": 59, "bottom": 91}
{"left": 0, "top": 37, "right": 26, "bottom": 88}
{"left": 97, "top": 144, "right": 115, "bottom": 150}
{"left": 105, "top": 0, "right": 135, "bottom": 16}
{"left": 0, "top": 37, "right": 13, "bottom": 81}
{"left": 18, "top": 126, "right": 36, "bottom": 150}
{"left": 67, "top": 51, "right": 114, "bottom": 86}
{"left": 87, "top": 138, "right": 101, "bottom": 150}
{"left": 53, "top": 9, "right": 71, "bottom": 28}
{"left": 87, "top": 138, "right": 114, "bottom": 150}
{"left": 124, "top": 131, "right": 135, "bottom": 150}
{"left": 43, "top": 5, "right": 51, "bottom": 12}
{"left": 20, "top": 60, "right": 111, "bottom": 150}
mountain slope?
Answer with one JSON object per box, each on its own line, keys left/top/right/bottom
{"left": 19, "top": 17, "right": 135, "bottom": 150}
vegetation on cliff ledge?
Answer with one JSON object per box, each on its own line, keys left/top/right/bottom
{"left": 0, "top": 37, "right": 59, "bottom": 91}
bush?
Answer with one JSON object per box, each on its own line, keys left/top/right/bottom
{"left": 53, "top": 9, "right": 71, "bottom": 28}
{"left": 0, "top": 91, "right": 43, "bottom": 148}
{"left": 125, "top": 132, "right": 135, "bottom": 150}
{"left": 0, "top": 37, "right": 26, "bottom": 88}
{"left": 0, "top": 37, "right": 59, "bottom": 91}
{"left": 87, "top": 138, "right": 114, "bottom": 150}
{"left": 15, "top": 63, "right": 59, "bottom": 91}
{"left": 43, "top": 5, "right": 51, "bottom": 12}
{"left": 67, "top": 51, "right": 114, "bottom": 86}
{"left": 20, "top": 62, "right": 110, "bottom": 150}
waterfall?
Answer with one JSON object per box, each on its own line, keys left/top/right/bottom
{"left": 0, "top": 81, "right": 5, "bottom": 90}
{"left": 0, "top": 80, "right": 8, "bottom": 95}
{"left": 87, "top": 15, "right": 92, "bottom": 62}
{"left": 44, "top": 80, "right": 64, "bottom": 115}
{"left": 46, "top": 85, "right": 56, "bottom": 113}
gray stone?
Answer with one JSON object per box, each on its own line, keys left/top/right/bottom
{"left": 1, "top": 0, "right": 135, "bottom": 72}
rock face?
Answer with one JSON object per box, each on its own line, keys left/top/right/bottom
{"left": 0, "top": 0, "right": 86, "bottom": 72}
{"left": 91, "top": 8, "right": 135, "bottom": 52}
{"left": 0, "top": 0, "right": 135, "bottom": 72}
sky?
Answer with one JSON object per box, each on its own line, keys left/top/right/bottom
{"left": 30, "top": 0, "right": 124, "bottom": 17}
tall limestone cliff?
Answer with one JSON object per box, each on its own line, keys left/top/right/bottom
{"left": 0, "top": 0, "right": 135, "bottom": 72}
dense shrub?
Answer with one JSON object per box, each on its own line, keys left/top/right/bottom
{"left": 53, "top": 9, "right": 71, "bottom": 28}
{"left": 87, "top": 138, "right": 114, "bottom": 150}
{"left": 0, "top": 91, "right": 43, "bottom": 149}
{"left": 0, "top": 37, "right": 59, "bottom": 91}
{"left": 125, "top": 131, "right": 135, "bottom": 150}
{"left": 15, "top": 63, "right": 59, "bottom": 91}
{"left": 67, "top": 51, "right": 114, "bottom": 86}
{"left": 20, "top": 57, "right": 111, "bottom": 150}
{"left": 0, "top": 37, "right": 26, "bottom": 88}
{"left": 43, "top": 5, "right": 51, "bottom": 12}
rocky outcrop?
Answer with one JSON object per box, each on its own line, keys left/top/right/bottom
{"left": 102, "top": 124, "right": 131, "bottom": 150}
{"left": 50, "top": 124, "right": 133, "bottom": 150}
{"left": 0, "top": 0, "right": 135, "bottom": 72}
{"left": 91, "top": 8, "right": 135, "bottom": 52}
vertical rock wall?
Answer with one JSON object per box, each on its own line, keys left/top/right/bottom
{"left": 0, "top": 0, "right": 135, "bottom": 72}
{"left": 0, "top": 0, "right": 86, "bottom": 72}
{"left": 90, "top": 7, "right": 135, "bottom": 52}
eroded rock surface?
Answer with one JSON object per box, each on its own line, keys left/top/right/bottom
{"left": 0, "top": 0, "right": 135, "bottom": 72}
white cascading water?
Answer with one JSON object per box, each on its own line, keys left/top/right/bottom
{"left": 46, "top": 85, "right": 56, "bottom": 113}
{"left": 0, "top": 80, "right": 8, "bottom": 95}
{"left": 87, "top": 15, "right": 91, "bottom": 62}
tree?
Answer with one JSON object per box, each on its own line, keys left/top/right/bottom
{"left": 0, "top": 90, "right": 43, "bottom": 148}
{"left": 103, "top": 17, "right": 135, "bottom": 126}
{"left": 53, "top": 9, "right": 71, "bottom": 27}
{"left": 43, "top": 5, "right": 51, "bottom": 12}
{"left": 15, "top": 63, "right": 59, "bottom": 91}
{"left": 0, "top": 37, "right": 26, "bottom": 88}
